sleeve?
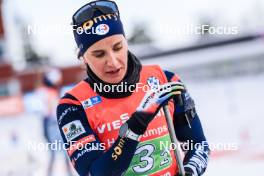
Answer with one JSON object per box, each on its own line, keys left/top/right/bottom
{"left": 57, "top": 93, "right": 139, "bottom": 176}
{"left": 163, "top": 70, "right": 210, "bottom": 176}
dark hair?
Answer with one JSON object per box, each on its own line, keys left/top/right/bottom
{"left": 77, "top": 48, "right": 82, "bottom": 60}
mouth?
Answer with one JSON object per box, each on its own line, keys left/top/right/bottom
{"left": 105, "top": 68, "right": 121, "bottom": 75}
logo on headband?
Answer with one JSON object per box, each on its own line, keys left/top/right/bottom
{"left": 95, "top": 24, "right": 110, "bottom": 35}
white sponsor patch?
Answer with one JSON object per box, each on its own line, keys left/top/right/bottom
{"left": 95, "top": 24, "right": 109, "bottom": 35}
{"left": 81, "top": 95, "right": 102, "bottom": 109}
{"left": 62, "top": 120, "right": 85, "bottom": 142}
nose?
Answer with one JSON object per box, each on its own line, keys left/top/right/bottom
{"left": 106, "top": 52, "right": 120, "bottom": 68}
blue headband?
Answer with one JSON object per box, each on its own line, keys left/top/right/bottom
{"left": 73, "top": 11, "right": 125, "bottom": 56}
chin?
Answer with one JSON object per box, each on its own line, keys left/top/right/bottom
{"left": 104, "top": 74, "right": 124, "bottom": 83}
{"left": 103, "top": 71, "right": 126, "bottom": 84}
{"left": 106, "top": 78, "right": 123, "bottom": 84}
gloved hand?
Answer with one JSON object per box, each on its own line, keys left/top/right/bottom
{"left": 126, "top": 81, "right": 185, "bottom": 135}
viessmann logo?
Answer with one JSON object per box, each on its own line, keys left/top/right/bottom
{"left": 62, "top": 120, "right": 86, "bottom": 142}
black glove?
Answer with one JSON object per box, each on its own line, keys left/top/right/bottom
{"left": 126, "top": 81, "right": 185, "bottom": 135}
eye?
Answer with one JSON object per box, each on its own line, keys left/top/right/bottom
{"left": 113, "top": 43, "right": 122, "bottom": 51}
{"left": 94, "top": 51, "right": 105, "bottom": 58}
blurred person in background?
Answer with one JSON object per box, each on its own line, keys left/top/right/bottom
{"left": 35, "top": 68, "right": 73, "bottom": 176}
{"left": 57, "top": 1, "right": 210, "bottom": 176}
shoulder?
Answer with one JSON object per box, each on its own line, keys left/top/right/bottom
{"left": 141, "top": 64, "right": 167, "bottom": 78}
{"left": 58, "top": 89, "right": 84, "bottom": 110}
{"left": 142, "top": 65, "right": 182, "bottom": 82}
{"left": 63, "top": 79, "right": 95, "bottom": 102}
{"left": 141, "top": 64, "right": 162, "bottom": 72}
{"left": 162, "top": 69, "right": 181, "bottom": 82}
{"left": 57, "top": 93, "right": 84, "bottom": 125}
{"left": 58, "top": 93, "right": 81, "bottom": 106}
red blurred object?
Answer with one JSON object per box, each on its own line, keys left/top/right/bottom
{"left": 0, "top": 96, "right": 24, "bottom": 116}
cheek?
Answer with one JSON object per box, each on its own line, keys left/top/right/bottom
{"left": 118, "top": 51, "right": 128, "bottom": 66}
{"left": 86, "top": 58, "right": 105, "bottom": 76}
{"left": 123, "top": 57, "right": 128, "bottom": 69}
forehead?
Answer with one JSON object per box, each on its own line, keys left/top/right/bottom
{"left": 88, "top": 34, "right": 125, "bottom": 51}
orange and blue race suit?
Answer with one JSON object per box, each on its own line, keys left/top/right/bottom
{"left": 57, "top": 65, "right": 210, "bottom": 176}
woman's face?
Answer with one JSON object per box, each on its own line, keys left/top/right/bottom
{"left": 83, "top": 34, "right": 128, "bottom": 84}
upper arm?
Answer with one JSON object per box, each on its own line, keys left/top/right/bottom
{"left": 57, "top": 93, "right": 104, "bottom": 175}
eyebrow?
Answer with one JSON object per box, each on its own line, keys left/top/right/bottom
{"left": 113, "top": 40, "right": 123, "bottom": 47}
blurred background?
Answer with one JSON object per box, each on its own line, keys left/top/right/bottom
{"left": 0, "top": 0, "right": 264, "bottom": 175}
